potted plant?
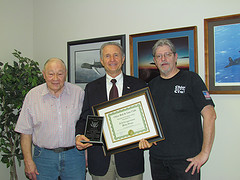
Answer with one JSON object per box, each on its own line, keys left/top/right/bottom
{"left": 0, "top": 50, "right": 44, "bottom": 180}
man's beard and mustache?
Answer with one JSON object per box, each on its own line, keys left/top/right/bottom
{"left": 159, "top": 61, "right": 171, "bottom": 75}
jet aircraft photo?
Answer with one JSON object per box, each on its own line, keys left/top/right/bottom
{"left": 81, "top": 60, "right": 103, "bottom": 75}
{"left": 224, "top": 56, "right": 240, "bottom": 68}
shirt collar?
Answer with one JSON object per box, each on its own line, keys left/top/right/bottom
{"left": 106, "top": 72, "right": 123, "bottom": 84}
{"left": 41, "top": 82, "right": 68, "bottom": 98}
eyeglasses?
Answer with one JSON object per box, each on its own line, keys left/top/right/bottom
{"left": 154, "top": 52, "right": 173, "bottom": 60}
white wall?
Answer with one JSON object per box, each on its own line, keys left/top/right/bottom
{"left": 0, "top": 0, "right": 34, "bottom": 63}
{"left": 0, "top": 1, "right": 34, "bottom": 179}
{"left": 1, "top": 0, "right": 240, "bottom": 179}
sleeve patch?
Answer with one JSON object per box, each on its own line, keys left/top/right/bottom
{"left": 202, "top": 91, "right": 212, "bottom": 100}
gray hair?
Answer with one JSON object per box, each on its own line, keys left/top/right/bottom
{"left": 152, "top": 39, "right": 176, "bottom": 57}
{"left": 100, "top": 42, "right": 125, "bottom": 59}
{"left": 43, "top": 58, "right": 66, "bottom": 71}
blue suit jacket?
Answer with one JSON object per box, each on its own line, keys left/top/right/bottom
{"left": 76, "top": 74, "right": 147, "bottom": 177}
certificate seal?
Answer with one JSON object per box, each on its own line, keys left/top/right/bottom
{"left": 128, "top": 130, "right": 134, "bottom": 136}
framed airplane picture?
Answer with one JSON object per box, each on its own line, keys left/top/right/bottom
{"left": 129, "top": 26, "right": 198, "bottom": 83}
{"left": 205, "top": 14, "right": 240, "bottom": 94}
{"left": 67, "top": 35, "right": 126, "bottom": 88}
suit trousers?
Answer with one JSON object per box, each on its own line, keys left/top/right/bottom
{"left": 91, "top": 155, "right": 143, "bottom": 180}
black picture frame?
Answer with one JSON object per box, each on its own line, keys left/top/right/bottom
{"left": 67, "top": 35, "right": 126, "bottom": 87}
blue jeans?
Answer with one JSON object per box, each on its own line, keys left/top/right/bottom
{"left": 150, "top": 156, "right": 200, "bottom": 180}
{"left": 33, "top": 145, "right": 86, "bottom": 180}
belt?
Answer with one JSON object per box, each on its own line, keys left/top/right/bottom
{"left": 45, "top": 146, "right": 75, "bottom": 153}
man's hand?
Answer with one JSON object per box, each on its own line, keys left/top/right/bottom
{"left": 20, "top": 134, "right": 39, "bottom": 179}
{"left": 24, "top": 159, "right": 39, "bottom": 180}
{"left": 185, "top": 105, "right": 216, "bottom": 175}
{"left": 139, "top": 139, "right": 157, "bottom": 149}
{"left": 75, "top": 135, "right": 93, "bottom": 150}
{"left": 185, "top": 151, "right": 209, "bottom": 175}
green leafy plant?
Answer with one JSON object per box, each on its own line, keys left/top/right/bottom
{"left": 0, "top": 50, "right": 44, "bottom": 180}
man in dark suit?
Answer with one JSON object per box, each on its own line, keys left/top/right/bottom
{"left": 75, "top": 42, "right": 147, "bottom": 180}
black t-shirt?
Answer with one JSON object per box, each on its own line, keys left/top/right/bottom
{"left": 149, "top": 70, "right": 214, "bottom": 160}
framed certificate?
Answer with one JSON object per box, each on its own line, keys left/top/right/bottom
{"left": 92, "top": 87, "right": 164, "bottom": 155}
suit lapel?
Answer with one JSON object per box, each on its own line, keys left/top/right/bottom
{"left": 96, "top": 76, "right": 108, "bottom": 102}
{"left": 122, "top": 74, "right": 133, "bottom": 95}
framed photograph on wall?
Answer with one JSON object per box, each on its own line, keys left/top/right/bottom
{"left": 67, "top": 35, "right": 126, "bottom": 87}
{"left": 204, "top": 14, "right": 240, "bottom": 94}
{"left": 129, "top": 26, "right": 198, "bottom": 83}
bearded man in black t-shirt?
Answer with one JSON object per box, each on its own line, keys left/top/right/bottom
{"left": 139, "top": 39, "right": 216, "bottom": 180}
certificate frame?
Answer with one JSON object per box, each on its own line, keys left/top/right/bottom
{"left": 92, "top": 87, "right": 164, "bottom": 156}
{"left": 204, "top": 14, "right": 240, "bottom": 94}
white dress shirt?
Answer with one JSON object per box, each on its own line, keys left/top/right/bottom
{"left": 106, "top": 73, "right": 123, "bottom": 100}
